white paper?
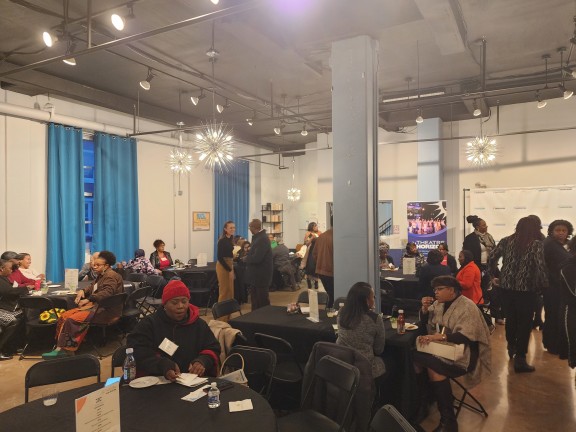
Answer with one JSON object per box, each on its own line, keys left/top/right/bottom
{"left": 48, "top": 284, "right": 61, "bottom": 288}
{"left": 176, "top": 373, "right": 208, "bottom": 387}
{"left": 75, "top": 382, "right": 120, "bottom": 432}
{"left": 385, "top": 277, "right": 404, "bottom": 281}
{"left": 229, "top": 399, "right": 254, "bottom": 412}
{"left": 308, "top": 289, "right": 319, "bottom": 323}
{"left": 65, "top": 269, "right": 79, "bottom": 292}
{"left": 299, "top": 306, "right": 310, "bottom": 314}
{"left": 402, "top": 257, "right": 416, "bottom": 275}
{"left": 196, "top": 253, "right": 208, "bottom": 267}
{"left": 158, "top": 337, "right": 179, "bottom": 356}
{"left": 181, "top": 385, "right": 210, "bottom": 402}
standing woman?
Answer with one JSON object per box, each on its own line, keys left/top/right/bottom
{"left": 489, "top": 216, "right": 548, "bottom": 372}
{"left": 560, "top": 237, "right": 576, "bottom": 368}
{"left": 150, "top": 239, "right": 173, "bottom": 272}
{"left": 542, "top": 219, "right": 573, "bottom": 355}
{"left": 303, "top": 222, "right": 322, "bottom": 244}
{"left": 437, "top": 243, "right": 458, "bottom": 275}
{"left": 216, "top": 221, "right": 235, "bottom": 320}
{"left": 463, "top": 215, "right": 495, "bottom": 279}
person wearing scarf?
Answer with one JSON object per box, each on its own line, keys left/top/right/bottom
{"left": 127, "top": 280, "right": 220, "bottom": 380}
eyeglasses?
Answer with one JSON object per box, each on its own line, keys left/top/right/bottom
{"left": 93, "top": 263, "right": 107, "bottom": 268}
{"left": 433, "top": 286, "right": 449, "bottom": 292}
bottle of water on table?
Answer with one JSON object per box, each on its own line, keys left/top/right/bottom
{"left": 123, "top": 348, "right": 136, "bottom": 384}
{"left": 208, "top": 382, "right": 220, "bottom": 408}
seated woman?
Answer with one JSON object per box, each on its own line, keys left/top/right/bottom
{"left": 0, "top": 259, "right": 29, "bottom": 360}
{"left": 150, "top": 239, "right": 173, "bottom": 272}
{"left": 336, "top": 282, "right": 386, "bottom": 379}
{"left": 8, "top": 258, "right": 36, "bottom": 288}
{"left": 123, "top": 249, "right": 159, "bottom": 275}
{"left": 127, "top": 280, "right": 221, "bottom": 380}
{"left": 456, "top": 250, "right": 483, "bottom": 304}
{"left": 42, "top": 250, "right": 125, "bottom": 359}
{"left": 379, "top": 242, "right": 395, "bottom": 270}
{"left": 403, "top": 242, "right": 426, "bottom": 274}
{"left": 17, "top": 253, "right": 45, "bottom": 281}
{"left": 437, "top": 243, "right": 458, "bottom": 275}
{"left": 78, "top": 252, "right": 100, "bottom": 281}
{"left": 418, "top": 250, "right": 451, "bottom": 298}
{"left": 414, "top": 276, "right": 491, "bottom": 432}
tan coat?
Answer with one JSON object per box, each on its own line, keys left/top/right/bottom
{"left": 313, "top": 228, "right": 333, "bottom": 277}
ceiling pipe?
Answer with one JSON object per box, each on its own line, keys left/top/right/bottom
{"left": 0, "top": 0, "right": 264, "bottom": 79}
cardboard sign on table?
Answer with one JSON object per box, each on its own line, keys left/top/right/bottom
{"left": 75, "top": 382, "right": 120, "bottom": 432}
{"left": 402, "top": 257, "right": 416, "bottom": 275}
{"left": 65, "top": 269, "right": 79, "bottom": 292}
{"left": 307, "top": 289, "right": 320, "bottom": 323}
{"left": 196, "top": 253, "right": 208, "bottom": 267}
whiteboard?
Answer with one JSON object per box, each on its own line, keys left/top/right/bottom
{"left": 468, "top": 185, "right": 576, "bottom": 243}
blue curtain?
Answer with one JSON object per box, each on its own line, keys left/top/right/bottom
{"left": 46, "top": 123, "right": 85, "bottom": 281}
{"left": 214, "top": 161, "right": 250, "bottom": 259}
{"left": 93, "top": 133, "right": 139, "bottom": 263}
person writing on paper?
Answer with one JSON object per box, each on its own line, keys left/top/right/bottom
{"left": 128, "top": 280, "right": 220, "bottom": 381}
{"left": 414, "top": 276, "right": 491, "bottom": 432}
{"left": 150, "top": 239, "right": 173, "bottom": 271}
{"left": 42, "top": 251, "right": 125, "bottom": 359}
{"left": 337, "top": 282, "right": 386, "bottom": 379}
{"left": 379, "top": 242, "right": 395, "bottom": 270}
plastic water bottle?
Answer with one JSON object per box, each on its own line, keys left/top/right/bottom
{"left": 123, "top": 348, "right": 136, "bottom": 384}
{"left": 208, "top": 382, "right": 220, "bottom": 408}
{"left": 391, "top": 304, "right": 399, "bottom": 318}
{"left": 397, "top": 309, "right": 406, "bottom": 335}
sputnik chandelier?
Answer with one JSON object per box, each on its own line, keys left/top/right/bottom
{"left": 169, "top": 122, "right": 194, "bottom": 174}
{"left": 194, "top": 22, "right": 234, "bottom": 171}
{"left": 287, "top": 157, "right": 301, "bottom": 202}
{"left": 466, "top": 134, "right": 497, "bottom": 166}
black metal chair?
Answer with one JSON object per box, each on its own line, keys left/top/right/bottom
{"left": 254, "top": 332, "right": 303, "bottom": 409}
{"left": 110, "top": 345, "right": 127, "bottom": 378}
{"left": 180, "top": 272, "right": 213, "bottom": 315}
{"left": 211, "top": 299, "right": 242, "bottom": 320}
{"left": 125, "top": 272, "right": 147, "bottom": 285}
{"left": 296, "top": 290, "right": 329, "bottom": 307}
{"left": 225, "top": 345, "right": 277, "bottom": 400}
{"left": 17, "top": 296, "right": 60, "bottom": 360}
{"left": 122, "top": 287, "right": 149, "bottom": 326}
{"left": 86, "top": 292, "right": 128, "bottom": 358}
{"left": 451, "top": 377, "right": 488, "bottom": 419}
{"left": 369, "top": 404, "right": 417, "bottom": 432}
{"left": 277, "top": 355, "right": 360, "bottom": 432}
{"left": 140, "top": 275, "right": 165, "bottom": 314}
{"left": 25, "top": 354, "right": 101, "bottom": 402}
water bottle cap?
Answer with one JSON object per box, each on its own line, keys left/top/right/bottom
{"left": 398, "top": 309, "right": 404, "bottom": 314}
{"left": 126, "top": 348, "right": 134, "bottom": 354}
{"left": 211, "top": 382, "right": 217, "bottom": 387}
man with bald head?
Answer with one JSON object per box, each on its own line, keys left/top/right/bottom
{"left": 243, "top": 219, "right": 273, "bottom": 310}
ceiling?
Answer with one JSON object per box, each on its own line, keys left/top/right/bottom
{"left": 1, "top": 0, "right": 576, "bottom": 152}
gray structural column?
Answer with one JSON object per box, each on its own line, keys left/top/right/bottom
{"left": 331, "top": 36, "right": 379, "bottom": 306}
{"left": 417, "top": 118, "right": 443, "bottom": 200}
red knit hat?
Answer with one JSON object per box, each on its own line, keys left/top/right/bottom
{"left": 162, "top": 280, "right": 190, "bottom": 305}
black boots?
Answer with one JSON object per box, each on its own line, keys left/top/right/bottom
{"left": 414, "top": 371, "right": 431, "bottom": 424}
{"left": 431, "top": 379, "right": 458, "bottom": 432}
{"left": 514, "top": 356, "right": 536, "bottom": 373}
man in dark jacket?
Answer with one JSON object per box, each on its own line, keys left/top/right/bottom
{"left": 243, "top": 219, "right": 273, "bottom": 310}
{"left": 128, "top": 280, "right": 220, "bottom": 380}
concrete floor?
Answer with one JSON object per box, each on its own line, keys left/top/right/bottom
{"left": 1, "top": 284, "right": 575, "bottom": 432}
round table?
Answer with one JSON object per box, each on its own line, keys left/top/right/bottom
{"left": 0, "top": 380, "right": 277, "bottom": 432}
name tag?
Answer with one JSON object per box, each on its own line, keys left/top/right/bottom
{"left": 159, "top": 338, "right": 179, "bottom": 356}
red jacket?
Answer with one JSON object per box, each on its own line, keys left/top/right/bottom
{"left": 8, "top": 269, "right": 36, "bottom": 287}
{"left": 456, "top": 261, "right": 483, "bottom": 304}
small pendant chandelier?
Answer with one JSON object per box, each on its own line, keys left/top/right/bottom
{"left": 169, "top": 122, "right": 194, "bottom": 175}
{"left": 287, "top": 157, "right": 301, "bottom": 202}
{"left": 466, "top": 118, "right": 497, "bottom": 167}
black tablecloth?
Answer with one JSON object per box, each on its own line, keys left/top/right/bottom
{"left": 229, "top": 305, "right": 419, "bottom": 420}
{"left": 380, "top": 270, "right": 419, "bottom": 299}
{"left": 41, "top": 280, "right": 134, "bottom": 309}
{"left": 0, "top": 380, "right": 276, "bottom": 432}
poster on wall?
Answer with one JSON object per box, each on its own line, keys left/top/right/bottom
{"left": 192, "top": 211, "right": 211, "bottom": 231}
{"left": 407, "top": 201, "right": 447, "bottom": 257}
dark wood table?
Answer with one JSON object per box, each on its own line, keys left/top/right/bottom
{"left": 229, "top": 305, "right": 419, "bottom": 420}
{"left": 0, "top": 380, "right": 276, "bottom": 432}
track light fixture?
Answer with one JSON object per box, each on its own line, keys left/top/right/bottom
{"left": 536, "top": 91, "right": 547, "bottom": 109}
{"left": 415, "top": 108, "right": 423, "bottom": 124}
{"left": 473, "top": 100, "right": 481, "bottom": 117}
{"left": 139, "top": 68, "right": 154, "bottom": 90}
{"left": 558, "top": 47, "right": 573, "bottom": 100}
{"left": 216, "top": 104, "right": 224, "bottom": 113}
{"left": 246, "top": 119, "right": 253, "bottom": 126}
{"left": 210, "top": 0, "right": 220, "bottom": 4}
{"left": 111, "top": 3, "right": 135, "bottom": 31}
{"left": 301, "top": 124, "right": 308, "bottom": 136}
{"left": 190, "top": 90, "right": 205, "bottom": 106}
{"left": 62, "top": 42, "right": 77, "bottom": 66}
{"left": 42, "top": 31, "right": 58, "bottom": 47}
{"left": 274, "top": 127, "right": 282, "bottom": 135}
{"left": 562, "top": 86, "right": 573, "bottom": 99}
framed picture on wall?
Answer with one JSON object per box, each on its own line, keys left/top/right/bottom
{"left": 192, "top": 211, "right": 211, "bottom": 231}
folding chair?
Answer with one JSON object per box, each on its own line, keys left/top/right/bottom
{"left": 451, "top": 377, "right": 488, "bottom": 419}
{"left": 110, "top": 345, "right": 127, "bottom": 378}
{"left": 122, "top": 287, "right": 149, "bottom": 327}
{"left": 333, "top": 297, "right": 347, "bottom": 310}
{"left": 224, "top": 345, "right": 277, "bottom": 400}
{"left": 212, "top": 299, "right": 242, "bottom": 320}
{"left": 369, "top": 404, "right": 417, "bottom": 432}
{"left": 277, "top": 355, "right": 360, "bottom": 432}
{"left": 17, "top": 296, "right": 60, "bottom": 360}
{"left": 86, "top": 292, "right": 127, "bottom": 359}
{"left": 25, "top": 354, "right": 101, "bottom": 402}
{"left": 180, "top": 272, "right": 213, "bottom": 315}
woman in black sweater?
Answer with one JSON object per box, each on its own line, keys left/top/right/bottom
{"left": 216, "top": 220, "right": 236, "bottom": 320}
